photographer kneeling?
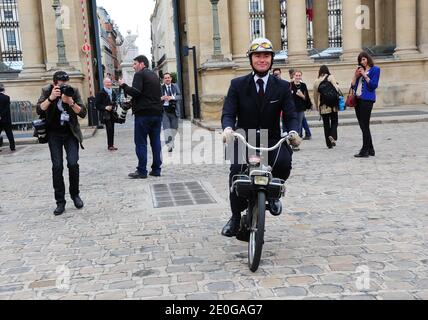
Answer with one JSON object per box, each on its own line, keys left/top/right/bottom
{"left": 36, "top": 71, "right": 87, "bottom": 216}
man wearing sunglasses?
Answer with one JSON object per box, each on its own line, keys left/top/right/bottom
{"left": 37, "top": 71, "right": 87, "bottom": 216}
{"left": 221, "top": 38, "right": 301, "bottom": 237}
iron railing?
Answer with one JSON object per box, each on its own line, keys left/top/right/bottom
{"left": 0, "top": 0, "right": 22, "bottom": 69}
{"left": 328, "top": 0, "right": 342, "bottom": 47}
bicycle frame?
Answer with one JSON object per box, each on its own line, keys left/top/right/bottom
{"left": 230, "top": 132, "right": 289, "bottom": 272}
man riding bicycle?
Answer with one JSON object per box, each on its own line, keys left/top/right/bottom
{"left": 221, "top": 37, "right": 301, "bottom": 237}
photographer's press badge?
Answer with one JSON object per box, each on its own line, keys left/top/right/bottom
{"left": 61, "top": 112, "right": 70, "bottom": 124}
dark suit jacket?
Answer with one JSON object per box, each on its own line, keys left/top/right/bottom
{"left": 161, "top": 83, "right": 182, "bottom": 118}
{"left": 222, "top": 73, "right": 299, "bottom": 140}
{"left": 0, "top": 93, "right": 11, "bottom": 125}
{"left": 95, "top": 88, "right": 118, "bottom": 121}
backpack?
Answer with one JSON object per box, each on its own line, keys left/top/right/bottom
{"left": 318, "top": 76, "right": 339, "bottom": 107}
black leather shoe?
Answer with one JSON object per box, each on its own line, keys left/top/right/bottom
{"left": 72, "top": 196, "right": 84, "bottom": 209}
{"left": 54, "top": 203, "right": 66, "bottom": 216}
{"left": 354, "top": 151, "right": 369, "bottom": 158}
{"left": 369, "top": 149, "right": 376, "bottom": 157}
{"left": 268, "top": 199, "right": 282, "bottom": 216}
{"left": 128, "top": 171, "right": 148, "bottom": 179}
{"left": 221, "top": 218, "right": 240, "bottom": 237}
{"left": 149, "top": 171, "right": 161, "bottom": 177}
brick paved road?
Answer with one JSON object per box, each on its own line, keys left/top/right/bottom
{"left": 1, "top": 118, "right": 427, "bottom": 300}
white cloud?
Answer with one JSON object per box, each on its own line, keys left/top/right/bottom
{"left": 96, "top": 0, "right": 155, "bottom": 60}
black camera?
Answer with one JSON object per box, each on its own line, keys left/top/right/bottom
{"left": 32, "top": 118, "right": 48, "bottom": 144}
{"left": 60, "top": 85, "right": 75, "bottom": 97}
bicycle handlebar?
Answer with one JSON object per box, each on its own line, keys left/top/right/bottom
{"left": 232, "top": 132, "right": 289, "bottom": 152}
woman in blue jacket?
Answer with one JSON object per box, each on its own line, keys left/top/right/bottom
{"left": 351, "top": 52, "right": 381, "bottom": 158}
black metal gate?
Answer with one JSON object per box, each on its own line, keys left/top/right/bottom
{"left": 0, "top": 0, "right": 22, "bottom": 70}
{"left": 328, "top": 0, "right": 342, "bottom": 47}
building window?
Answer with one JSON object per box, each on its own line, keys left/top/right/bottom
{"left": 3, "top": 9, "right": 13, "bottom": 20}
{"left": 328, "top": 0, "right": 342, "bottom": 48}
{"left": 5, "top": 29, "right": 16, "bottom": 46}
{"left": 249, "top": 0, "right": 265, "bottom": 40}
{"left": 0, "top": 0, "right": 22, "bottom": 71}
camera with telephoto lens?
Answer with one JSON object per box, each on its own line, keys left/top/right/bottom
{"left": 32, "top": 118, "right": 48, "bottom": 144}
{"left": 60, "top": 84, "right": 75, "bottom": 97}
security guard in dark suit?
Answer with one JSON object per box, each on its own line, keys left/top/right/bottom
{"left": 221, "top": 38, "right": 301, "bottom": 237}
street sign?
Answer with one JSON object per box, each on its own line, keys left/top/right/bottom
{"left": 82, "top": 43, "right": 91, "bottom": 53}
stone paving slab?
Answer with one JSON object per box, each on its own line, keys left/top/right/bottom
{"left": 1, "top": 118, "right": 428, "bottom": 300}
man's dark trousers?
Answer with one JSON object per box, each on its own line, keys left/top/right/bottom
{"left": 135, "top": 115, "right": 163, "bottom": 176}
{"left": 48, "top": 132, "right": 80, "bottom": 205}
{"left": 0, "top": 123, "right": 15, "bottom": 150}
{"left": 229, "top": 139, "right": 293, "bottom": 220}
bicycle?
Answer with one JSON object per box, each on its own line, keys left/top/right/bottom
{"left": 230, "top": 132, "right": 289, "bottom": 272}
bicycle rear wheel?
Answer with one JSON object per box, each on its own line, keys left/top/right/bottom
{"left": 248, "top": 191, "right": 266, "bottom": 272}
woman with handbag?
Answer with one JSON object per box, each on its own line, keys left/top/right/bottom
{"left": 351, "top": 52, "right": 381, "bottom": 158}
{"left": 96, "top": 78, "right": 119, "bottom": 151}
{"left": 313, "top": 65, "right": 340, "bottom": 149}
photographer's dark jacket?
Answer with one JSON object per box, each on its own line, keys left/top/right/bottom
{"left": 95, "top": 88, "right": 117, "bottom": 121}
{"left": 120, "top": 68, "right": 163, "bottom": 117}
{"left": 36, "top": 85, "right": 87, "bottom": 144}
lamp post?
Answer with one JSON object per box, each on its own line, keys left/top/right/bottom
{"left": 52, "top": 0, "right": 69, "bottom": 67}
{"left": 210, "top": 0, "right": 223, "bottom": 59}
{"left": 183, "top": 46, "right": 200, "bottom": 119}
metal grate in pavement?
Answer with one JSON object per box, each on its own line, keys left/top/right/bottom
{"left": 151, "top": 181, "right": 216, "bottom": 208}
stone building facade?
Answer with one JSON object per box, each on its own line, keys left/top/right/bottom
{"left": 97, "top": 6, "right": 124, "bottom": 81}
{"left": 176, "top": 0, "right": 428, "bottom": 121}
{"left": 0, "top": 0, "right": 99, "bottom": 111}
{"left": 151, "top": 0, "right": 178, "bottom": 77}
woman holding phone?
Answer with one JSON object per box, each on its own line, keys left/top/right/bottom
{"left": 351, "top": 52, "right": 381, "bottom": 158}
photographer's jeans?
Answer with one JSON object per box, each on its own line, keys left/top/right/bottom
{"left": 48, "top": 132, "right": 80, "bottom": 205}
{"left": 135, "top": 116, "right": 163, "bottom": 176}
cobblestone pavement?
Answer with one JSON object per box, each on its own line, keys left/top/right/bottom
{"left": 1, "top": 118, "right": 428, "bottom": 300}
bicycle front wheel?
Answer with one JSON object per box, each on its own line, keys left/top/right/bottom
{"left": 248, "top": 191, "right": 266, "bottom": 272}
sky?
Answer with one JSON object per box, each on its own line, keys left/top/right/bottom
{"left": 96, "top": 0, "right": 155, "bottom": 60}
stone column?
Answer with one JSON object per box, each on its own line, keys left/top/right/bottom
{"left": 342, "top": 0, "right": 362, "bottom": 61}
{"left": 361, "top": 0, "right": 375, "bottom": 47}
{"left": 264, "top": 0, "right": 281, "bottom": 50}
{"left": 230, "top": 0, "right": 251, "bottom": 60}
{"left": 394, "top": 0, "right": 419, "bottom": 57}
{"left": 313, "top": 0, "right": 329, "bottom": 50}
{"left": 18, "top": 0, "right": 46, "bottom": 77}
{"left": 417, "top": 0, "right": 428, "bottom": 54}
{"left": 375, "top": 0, "right": 385, "bottom": 46}
{"left": 209, "top": 0, "right": 223, "bottom": 59}
{"left": 287, "top": 0, "right": 309, "bottom": 63}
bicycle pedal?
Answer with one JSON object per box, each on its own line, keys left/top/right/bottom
{"left": 236, "top": 228, "right": 250, "bottom": 242}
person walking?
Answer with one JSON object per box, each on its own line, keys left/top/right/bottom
{"left": 96, "top": 78, "right": 119, "bottom": 151}
{"left": 351, "top": 52, "right": 381, "bottom": 158}
{"left": 0, "top": 84, "right": 16, "bottom": 152}
{"left": 313, "top": 65, "right": 340, "bottom": 149}
{"left": 161, "top": 73, "right": 182, "bottom": 153}
{"left": 119, "top": 55, "right": 163, "bottom": 178}
{"left": 287, "top": 69, "right": 312, "bottom": 140}
{"left": 290, "top": 70, "right": 312, "bottom": 151}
